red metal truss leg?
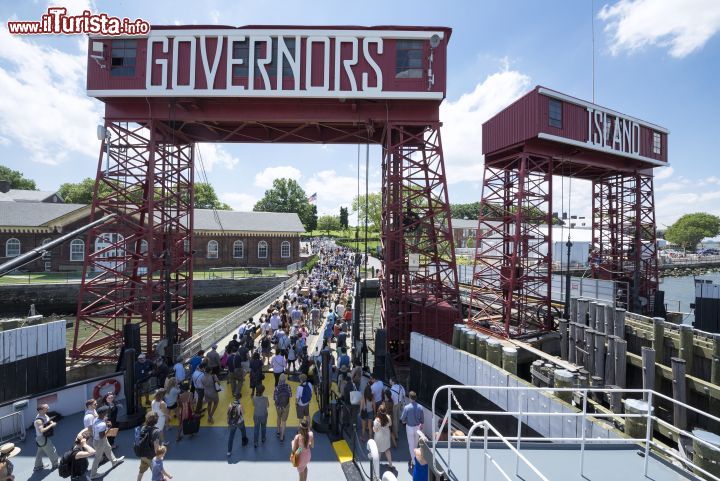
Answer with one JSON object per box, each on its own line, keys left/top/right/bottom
{"left": 468, "top": 153, "right": 553, "bottom": 337}
{"left": 592, "top": 172, "right": 658, "bottom": 314}
{"left": 72, "top": 121, "right": 194, "bottom": 361}
{"left": 380, "top": 124, "right": 460, "bottom": 363}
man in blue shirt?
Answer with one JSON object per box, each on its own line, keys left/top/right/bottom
{"left": 189, "top": 350, "right": 204, "bottom": 375}
{"left": 400, "top": 391, "right": 424, "bottom": 470}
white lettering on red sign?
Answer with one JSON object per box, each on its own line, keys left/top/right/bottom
{"left": 586, "top": 107, "right": 641, "bottom": 155}
{"left": 145, "top": 34, "right": 384, "bottom": 95}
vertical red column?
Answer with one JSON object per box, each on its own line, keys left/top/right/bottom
{"left": 468, "top": 153, "right": 553, "bottom": 337}
{"left": 72, "top": 121, "right": 194, "bottom": 361}
{"left": 380, "top": 123, "right": 460, "bottom": 363}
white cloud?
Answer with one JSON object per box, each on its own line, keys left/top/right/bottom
{"left": 654, "top": 166, "right": 674, "bottom": 180}
{"left": 196, "top": 144, "right": 239, "bottom": 172}
{"left": 598, "top": 0, "right": 720, "bottom": 58}
{"left": 440, "top": 69, "right": 531, "bottom": 183}
{"left": 209, "top": 10, "right": 221, "bottom": 24}
{"left": 0, "top": 26, "right": 102, "bottom": 165}
{"left": 220, "top": 192, "right": 257, "bottom": 211}
{"left": 254, "top": 165, "right": 302, "bottom": 188}
{"left": 50, "top": 0, "right": 96, "bottom": 15}
{"left": 304, "top": 169, "right": 379, "bottom": 221}
{"left": 656, "top": 188, "right": 720, "bottom": 226}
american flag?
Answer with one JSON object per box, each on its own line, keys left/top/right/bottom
{"left": 307, "top": 193, "right": 317, "bottom": 203}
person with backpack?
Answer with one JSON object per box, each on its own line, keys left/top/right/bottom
{"left": 249, "top": 352, "right": 264, "bottom": 397}
{"left": 33, "top": 403, "right": 58, "bottom": 472}
{"left": 134, "top": 411, "right": 161, "bottom": 481}
{"left": 58, "top": 430, "right": 95, "bottom": 481}
{"left": 191, "top": 364, "right": 206, "bottom": 414}
{"left": 295, "top": 374, "right": 312, "bottom": 421}
{"left": 226, "top": 399, "right": 248, "bottom": 457}
{"left": 273, "top": 374, "right": 292, "bottom": 442}
{"left": 227, "top": 348, "right": 242, "bottom": 399}
{"left": 90, "top": 406, "right": 124, "bottom": 478}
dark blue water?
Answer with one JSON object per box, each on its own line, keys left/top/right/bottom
{"left": 660, "top": 272, "right": 720, "bottom": 322}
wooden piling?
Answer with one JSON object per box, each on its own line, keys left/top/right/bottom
{"left": 577, "top": 324, "right": 587, "bottom": 367}
{"left": 570, "top": 297, "right": 578, "bottom": 326}
{"left": 692, "top": 429, "right": 720, "bottom": 480}
{"left": 641, "top": 346, "right": 655, "bottom": 402}
{"left": 614, "top": 308, "right": 626, "bottom": 338}
{"left": 615, "top": 338, "right": 628, "bottom": 389}
{"left": 585, "top": 328, "right": 596, "bottom": 374}
{"left": 606, "top": 336, "right": 616, "bottom": 386}
{"left": 578, "top": 298, "right": 589, "bottom": 326}
{"left": 502, "top": 347, "right": 518, "bottom": 375}
{"left": 671, "top": 357, "right": 687, "bottom": 431}
{"left": 554, "top": 369, "right": 574, "bottom": 403}
{"left": 476, "top": 334, "right": 489, "bottom": 359}
{"left": 568, "top": 322, "right": 577, "bottom": 364}
{"left": 486, "top": 339, "right": 503, "bottom": 367}
{"left": 711, "top": 335, "right": 720, "bottom": 420}
{"left": 589, "top": 302, "right": 598, "bottom": 331}
{"left": 679, "top": 324, "right": 694, "bottom": 376}
{"left": 596, "top": 305, "right": 605, "bottom": 335}
{"left": 608, "top": 384, "right": 623, "bottom": 415}
{"left": 604, "top": 304, "right": 615, "bottom": 336}
{"left": 559, "top": 318, "right": 569, "bottom": 361}
{"left": 625, "top": 398, "right": 652, "bottom": 439}
{"left": 591, "top": 375, "right": 603, "bottom": 402}
{"left": 594, "top": 332, "right": 606, "bottom": 383}
{"left": 652, "top": 317, "right": 665, "bottom": 364}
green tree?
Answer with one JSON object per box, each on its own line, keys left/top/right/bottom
{"left": 317, "top": 215, "right": 341, "bottom": 234}
{"left": 352, "top": 192, "right": 382, "bottom": 230}
{"left": 665, "top": 213, "right": 720, "bottom": 250}
{"left": 194, "top": 182, "right": 231, "bottom": 210}
{"left": 339, "top": 206, "right": 349, "bottom": 229}
{"left": 59, "top": 177, "right": 104, "bottom": 204}
{"left": 253, "top": 178, "right": 313, "bottom": 229}
{"left": 450, "top": 202, "right": 481, "bottom": 220}
{"left": 307, "top": 205, "right": 318, "bottom": 231}
{"left": 0, "top": 165, "right": 37, "bottom": 190}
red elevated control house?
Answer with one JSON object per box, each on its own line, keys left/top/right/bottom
{"left": 77, "top": 26, "right": 459, "bottom": 363}
{"left": 471, "top": 86, "right": 668, "bottom": 336}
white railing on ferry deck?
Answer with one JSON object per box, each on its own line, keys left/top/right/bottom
{"left": 431, "top": 385, "right": 720, "bottom": 481}
{"left": 0, "top": 411, "right": 25, "bottom": 443}
{"left": 176, "top": 276, "right": 296, "bottom": 359}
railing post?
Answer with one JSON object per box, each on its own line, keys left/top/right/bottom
{"left": 483, "top": 423, "right": 489, "bottom": 481}
{"left": 581, "top": 389, "right": 588, "bottom": 477}
{"left": 447, "top": 387, "right": 452, "bottom": 469}
{"left": 515, "top": 390, "right": 524, "bottom": 477}
{"left": 643, "top": 390, "right": 653, "bottom": 477}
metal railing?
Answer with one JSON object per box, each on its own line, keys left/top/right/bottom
{"left": 659, "top": 254, "right": 720, "bottom": 266}
{"left": 286, "top": 260, "right": 305, "bottom": 274}
{"left": 0, "top": 411, "right": 25, "bottom": 443}
{"left": 431, "top": 384, "right": 720, "bottom": 481}
{"left": 176, "top": 276, "right": 296, "bottom": 359}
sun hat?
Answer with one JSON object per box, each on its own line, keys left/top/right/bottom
{"left": 0, "top": 443, "right": 20, "bottom": 458}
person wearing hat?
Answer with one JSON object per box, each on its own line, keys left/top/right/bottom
{"left": 226, "top": 398, "right": 248, "bottom": 456}
{"left": 0, "top": 442, "right": 20, "bottom": 480}
{"left": 33, "top": 403, "right": 58, "bottom": 472}
{"left": 90, "top": 405, "right": 124, "bottom": 478}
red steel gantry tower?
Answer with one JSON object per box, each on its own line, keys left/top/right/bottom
{"left": 468, "top": 87, "right": 667, "bottom": 338}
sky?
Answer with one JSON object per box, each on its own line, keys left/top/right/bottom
{"left": 1, "top": 0, "right": 719, "bottom": 228}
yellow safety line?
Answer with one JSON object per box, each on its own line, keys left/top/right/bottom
{"left": 332, "top": 439, "right": 353, "bottom": 464}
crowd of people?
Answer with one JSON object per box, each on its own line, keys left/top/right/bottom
{"left": 8, "top": 240, "right": 429, "bottom": 481}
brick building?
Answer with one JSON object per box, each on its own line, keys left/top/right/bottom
{"left": 0, "top": 201, "right": 304, "bottom": 272}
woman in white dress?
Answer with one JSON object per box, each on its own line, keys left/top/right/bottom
{"left": 151, "top": 388, "right": 170, "bottom": 445}
{"left": 372, "top": 404, "right": 393, "bottom": 469}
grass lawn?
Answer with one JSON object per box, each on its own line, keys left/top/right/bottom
{"left": 0, "top": 268, "right": 290, "bottom": 285}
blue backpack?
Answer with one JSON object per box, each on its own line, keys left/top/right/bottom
{"left": 300, "top": 382, "right": 312, "bottom": 404}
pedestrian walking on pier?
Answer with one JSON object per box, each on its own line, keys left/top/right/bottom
{"left": 226, "top": 399, "right": 248, "bottom": 456}
{"left": 291, "top": 419, "right": 314, "bottom": 481}
{"left": 252, "top": 385, "right": 269, "bottom": 448}
{"left": 274, "top": 374, "right": 292, "bottom": 442}
{"left": 33, "top": 403, "right": 58, "bottom": 472}
{"left": 400, "top": 391, "right": 424, "bottom": 471}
